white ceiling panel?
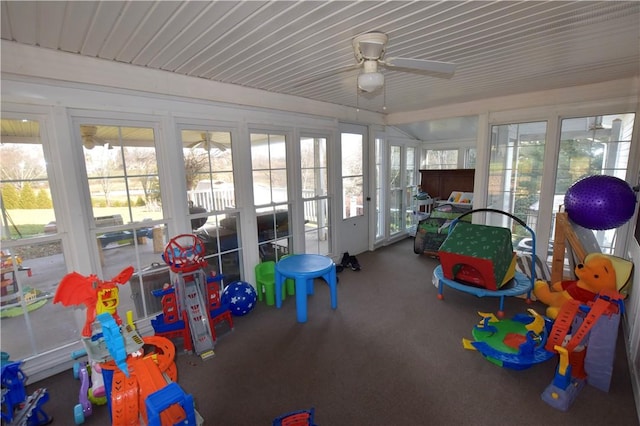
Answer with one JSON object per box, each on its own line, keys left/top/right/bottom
{"left": 1, "top": 0, "right": 638, "bottom": 115}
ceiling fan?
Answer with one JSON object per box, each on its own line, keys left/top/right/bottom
{"left": 80, "top": 125, "right": 110, "bottom": 149}
{"left": 352, "top": 31, "right": 456, "bottom": 92}
{"left": 188, "top": 132, "right": 227, "bottom": 151}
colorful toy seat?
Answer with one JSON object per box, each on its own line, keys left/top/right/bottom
{"left": 255, "top": 261, "right": 287, "bottom": 306}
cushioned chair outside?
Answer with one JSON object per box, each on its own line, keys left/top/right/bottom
{"left": 255, "top": 261, "right": 287, "bottom": 306}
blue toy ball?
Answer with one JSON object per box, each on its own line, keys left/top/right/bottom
{"left": 221, "top": 281, "right": 257, "bottom": 316}
{"left": 564, "top": 175, "right": 636, "bottom": 230}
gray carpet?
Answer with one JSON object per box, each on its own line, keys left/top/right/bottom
{"left": 29, "top": 238, "right": 638, "bottom": 425}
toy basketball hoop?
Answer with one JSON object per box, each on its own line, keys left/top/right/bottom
{"left": 163, "top": 234, "right": 207, "bottom": 273}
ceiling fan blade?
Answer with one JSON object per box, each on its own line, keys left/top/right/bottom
{"left": 209, "top": 140, "right": 227, "bottom": 152}
{"left": 383, "top": 57, "right": 456, "bottom": 76}
{"left": 188, "top": 138, "right": 227, "bottom": 152}
{"left": 93, "top": 136, "right": 109, "bottom": 146}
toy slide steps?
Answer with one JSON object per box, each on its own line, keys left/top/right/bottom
{"left": 183, "top": 272, "right": 215, "bottom": 359}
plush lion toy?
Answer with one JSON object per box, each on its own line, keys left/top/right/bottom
{"left": 533, "top": 253, "right": 631, "bottom": 319}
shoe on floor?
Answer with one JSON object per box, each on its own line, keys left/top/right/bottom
{"left": 336, "top": 264, "right": 344, "bottom": 273}
{"left": 349, "top": 255, "right": 361, "bottom": 271}
{"left": 340, "top": 252, "right": 351, "bottom": 268}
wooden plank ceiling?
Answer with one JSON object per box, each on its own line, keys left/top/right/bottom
{"left": 1, "top": 1, "right": 639, "bottom": 115}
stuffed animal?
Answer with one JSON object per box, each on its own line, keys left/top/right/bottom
{"left": 533, "top": 254, "right": 618, "bottom": 319}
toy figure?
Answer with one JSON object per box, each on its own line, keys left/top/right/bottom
{"left": 54, "top": 266, "right": 133, "bottom": 337}
{"left": 534, "top": 253, "right": 632, "bottom": 319}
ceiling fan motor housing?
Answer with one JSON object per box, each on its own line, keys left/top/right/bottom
{"left": 353, "top": 31, "right": 388, "bottom": 62}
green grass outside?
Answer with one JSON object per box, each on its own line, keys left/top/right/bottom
{"left": 3, "top": 207, "right": 164, "bottom": 238}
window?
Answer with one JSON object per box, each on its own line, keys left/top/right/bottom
{"left": 404, "top": 147, "right": 417, "bottom": 233}
{"left": 301, "top": 136, "right": 330, "bottom": 255}
{"left": 389, "top": 145, "right": 402, "bottom": 234}
{"left": 0, "top": 118, "right": 77, "bottom": 361}
{"left": 182, "top": 129, "right": 240, "bottom": 282}
{"left": 388, "top": 144, "right": 418, "bottom": 236}
{"left": 80, "top": 123, "right": 169, "bottom": 319}
{"left": 341, "top": 133, "right": 364, "bottom": 219}
{"left": 374, "top": 136, "right": 385, "bottom": 240}
{"left": 251, "top": 132, "right": 291, "bottom": 261}
{"left": 422, "top": 149, "right": 458, "bottom": 169}
{"left": 488, "top": 121, "right": 547, "bottom": 248}
{"left": 421, "top": 147, "right": 477, "bottom": 169}
{"left": 554, "top": 113, "right": 635, "bottom": 254}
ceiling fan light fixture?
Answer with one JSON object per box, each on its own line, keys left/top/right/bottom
{"left": 358, "top": 71, "right": 384, "bottom": 92}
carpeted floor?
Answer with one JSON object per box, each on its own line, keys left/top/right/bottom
{"left": 29, "top": 238, "right": 639, "bottom": 425}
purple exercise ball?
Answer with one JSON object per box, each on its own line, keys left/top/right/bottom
{"left": 564, "top": 175, "right": 636, "bottom": 230}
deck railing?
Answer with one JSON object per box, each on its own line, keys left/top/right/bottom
{"left": 188, "top": 188, "right": 324, "bottom": 224}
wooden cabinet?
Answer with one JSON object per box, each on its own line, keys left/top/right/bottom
{"left": 419, "top": 169, "right": 475, "bottom": 201}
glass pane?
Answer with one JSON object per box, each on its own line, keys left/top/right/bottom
{"left": 269, "top": 135, "right": 287, "bottom": 169}
{"left": 405, "top": 147, "right": 415, "bottom": 187}
{"left": 423, "top": 149, "right": 458, "bottom": 169}
{"left": 250, "top": 133, "right": 270, "bottom": 170}
{"left": 389, "top": 190, "right": 402, "bottom": 234}
{"left": 305, "top": 226, "right": 329, "bottom": 255}
{"left": 300, "top": 136, "right": 330, "bottom": 254}
{"left": 1, "top": 241, "right": 78, "bottom": 359}
{"left": 342, "top": 133, "right": 363, "bottom": 220}
{"left": 465, "top": 148, "right": 477, "bottom": 168}
{"left": 389, "top": 146, "right": 401, "bottom": 188}
{"left": 82, "top": 125, "right": 162, "bottom": 226}
{"left": 342, "top": 176, "right": 363, "bottom": 219}
{"left": 341, "top": 133, "right": 363, "bottom": 176}
{"left": 270, "top": 170, "right": 288, "bottom": 203}
{"left": 256, "top": 207, "right": 290, "bottom": 261}
{"left": 301, "top": 137, "right": 327, "bottom": 197}
{"left": 555, "top": 113, "right": 635, "bottom": 254}
{"left": 375, "top": 137, "right": 384, "bottom": 239}
{"left": 251, "top": 132, "right": 287, "bottom": 206}
{"left": 489, "top": 121, "right": 547, "bottom": 246}
{"left": 253, "top": 171, "right": 272, "bottom": 205}
{"left": 0, "top": 119, "right": 55, "bottom": 240}
{"left": 182, "top": 129, "right": 235, "bottom": 212}
{"left": 192, "top": 212, "right": 241, "bottom": 283}
{"left": 301, "top": 169, "right": 316, "bottom": 193}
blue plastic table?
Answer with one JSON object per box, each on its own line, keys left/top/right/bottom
{"left": 275, "top": 254, "right": 337, "bottom": 323}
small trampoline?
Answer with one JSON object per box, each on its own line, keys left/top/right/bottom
{"left": 433, "top": 209, "right": 536, "bottom": 317}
